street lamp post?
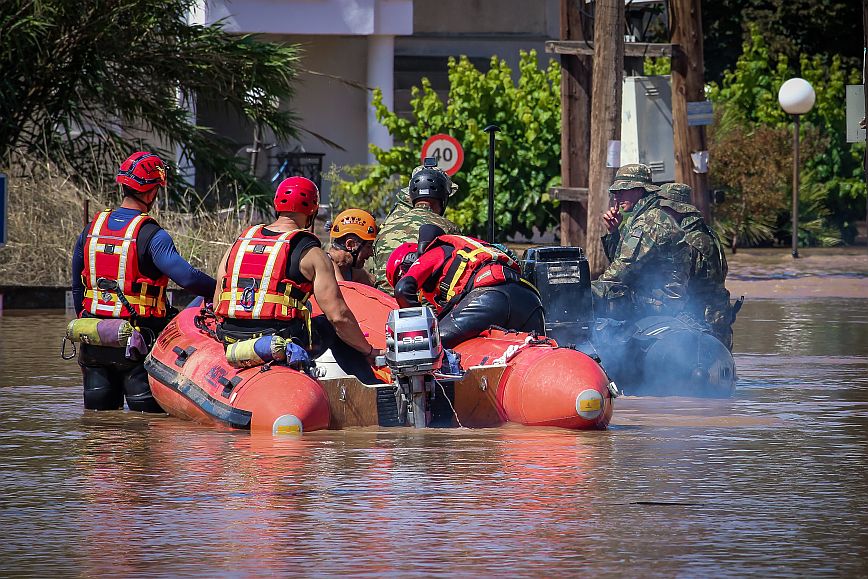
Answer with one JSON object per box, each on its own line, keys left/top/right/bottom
{"left": 778, "top": 78, "right": 816, "bottom": 258}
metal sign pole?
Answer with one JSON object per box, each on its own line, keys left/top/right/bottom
{"left": 483, "top": 125, "right": 500, "bottom": 243}
{"left": 792, "top": 114, "right": 800, "bottom": 258}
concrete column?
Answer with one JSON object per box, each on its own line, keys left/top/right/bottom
{"left": 366, "top": 34, "right": 395, "bottom": 164}
{"left": 177, "top": 2, "right": 207, "bottom": 188}
{"left": 176, "top": 89, "right": 196, "bottom": 188}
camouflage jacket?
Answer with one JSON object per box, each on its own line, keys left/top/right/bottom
{"left": 656, "top": 198, "right": 732, "bottom": 339}
{"left": 370, "top": 199, "right": 461, "bottom": 290}
{"left": 595, "top": 193, "right": 734, "bottom": 345}
{"left": 658, "top": 199, "right": 727, "bottom": 286}
{"left": 593, "top": 193, "right": 693, "bottom": 315}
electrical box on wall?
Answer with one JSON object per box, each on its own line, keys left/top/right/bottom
{"left": 620, "top": 76, "right": 674, "bottom": 183}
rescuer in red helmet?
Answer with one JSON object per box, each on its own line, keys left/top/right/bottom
{"left": 213, "top": 176, "right": 384, "bottom": 382}
{"left": 327, "top": 208, "right": 378, "bottom": 286}
{"left": 391, "top": 224, "right": 545, "bottom": 348}
{"left": 70, "top": 152, "right": 217, "bottom": 412}
{"left": 384, "top": 242, "right": 418, "bottom": 289}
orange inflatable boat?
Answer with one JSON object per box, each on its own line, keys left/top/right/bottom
{"left": 145, "top": 282, "right": 615, "bottom": 433}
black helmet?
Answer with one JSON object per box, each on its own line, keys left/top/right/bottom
{"left": 409, "top": 168, "right": 449, "bottom": 211}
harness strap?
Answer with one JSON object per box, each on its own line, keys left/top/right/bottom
{"left": 218, "top": 290, "right": 310, "bottom": 310}
{"left": 84, "top": 289, "right": 161, "bottom": 308}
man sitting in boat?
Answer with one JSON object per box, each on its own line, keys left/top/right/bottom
{"left": 213, "top": 176, "right": 384, "bottom": 382}
{"left": 592, "top": 164, "right": 692, "bottom": 320}
{"left": 327, "top": 208, "right": 377, "bottom": 286}
{"left": 390, "top": 225, "right": 545, "bottom": 348}
{"left": 71, "top": 152, "right": 217, "bottom": 412}
{"left": 657, "top": 182, "right": 737, "bottom": 350}
{"left": 370, "top": 160, "right": 461, "bottom": 290}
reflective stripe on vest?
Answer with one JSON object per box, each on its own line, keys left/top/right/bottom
{"left": 81, "top": 209, "right": 169, "bottom": 319}
{"left": 216, "top": 226, "right": 314, "bottom": 323}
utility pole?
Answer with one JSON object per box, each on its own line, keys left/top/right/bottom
{"left": 558, "top": 0, "right": 592, "bottom": 248}
{"left": 586, "top": 0, "right": 624, "bottom": 275}
{"left": 671, "top": 0, "right": 711, "bottom": 221}
{"left": 863, "top": 0, "right": 868, "bottom": 250}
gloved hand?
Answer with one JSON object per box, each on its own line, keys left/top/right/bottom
{"left": 441, "top": 349, "right": 462, "bottom": 375}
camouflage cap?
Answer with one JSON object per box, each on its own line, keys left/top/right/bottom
{"left": 608, "top": 163, "right": 660, "bottom": 193}
{"left": 659, "top": 182, "right": 693, "bottom": 204}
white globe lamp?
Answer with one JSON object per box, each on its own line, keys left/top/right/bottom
{"left": 778, "top": 78, "right": 815, "bottom": 258}
{"left": 778, "top": 78, "right": 816, "bottom": 115}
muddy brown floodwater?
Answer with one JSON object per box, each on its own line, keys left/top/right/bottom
{"left": 1, "top": 300, "right": 867, "bottom": 576}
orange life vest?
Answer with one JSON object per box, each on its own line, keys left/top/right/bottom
{"left": 81, "top": 209, "right": 169, "bottom": 319}
{"left": 419, "top": 234, "right": 523, "bottom": 312}
{"left": 216, "top": 226, "right": 315, "bottom": 322}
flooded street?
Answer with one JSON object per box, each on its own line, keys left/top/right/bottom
{"left": 2, "top": 300, "right": 867, "bottom": 576}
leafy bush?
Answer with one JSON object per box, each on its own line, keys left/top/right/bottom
{"left": 330, "top": 51, "right": 562, "bottom": 240}
{"left": 708, "top": 122, "right": 794, "bottom": 251}
{"left": 323, "top": 163, "right": 403, "bottom": 218}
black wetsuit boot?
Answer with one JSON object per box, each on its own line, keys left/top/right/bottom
{"left": 80, "top": 345, "right": 164, "bottom": 413}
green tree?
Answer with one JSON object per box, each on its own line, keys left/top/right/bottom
{"left": 702, "top": 0, "right": 861, "bottom": 85}
{"left": 332, "top": 51, "right": 562, "bottom": 240}
{"left": 0, "top": 0, "right": 300, "bottom": 206}
{"left": 708, "top": 25, "right": 865, "bottom": 246}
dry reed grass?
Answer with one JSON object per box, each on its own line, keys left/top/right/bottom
{"left": 0, "top": 157, "right": 250, "bottom": 287}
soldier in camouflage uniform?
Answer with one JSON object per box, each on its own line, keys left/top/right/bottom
{"left": 658, "top": 182, "right": 737, "bottom": 349}
{"left": 592, "top": 164, "right": 693, "bottom": 320}
{"left": 370, "top": 166, "right": 461, "bottom": 291}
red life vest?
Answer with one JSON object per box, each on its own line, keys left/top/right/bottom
{"left": 418, "top": 234, "right": 522, "bottom": 312}
{"left": 216, "top": 226, "right": 316, "bottom": 322}
{"left": 81, "top": 209, "right": 169, "bottom": 319}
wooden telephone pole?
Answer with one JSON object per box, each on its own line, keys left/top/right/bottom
{"left": 586, "top": 0, "right": 625, "bottom": 275}
{"left": 863, "top": 0, "right": 868, "bottom": 250}
{"left": 671, "top": 0, "right": 711, "bottom": 220}
{"left": 556, "top": 0, "right": 592, "bottom": 248}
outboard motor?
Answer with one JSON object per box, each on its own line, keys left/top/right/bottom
{"left": 384, "top": 307, "right": 444, "bottom": 427}
{"left": 523, "top": 247, "right": 594, "bottom": 347}
{"left": 595, "top": 316, "right": 737, "bottom": 398}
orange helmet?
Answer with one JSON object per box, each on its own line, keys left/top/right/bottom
{"left": 330, "top": 209, "right": 378, "bottom": 241}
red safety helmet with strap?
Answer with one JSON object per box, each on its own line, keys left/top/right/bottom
{"left": 215, "top": 225, "right": 317, "bottom": 324}
{"left": 116, "top": 152, "right": 167, "bottom": 192}
{"left": 386, "top": 242, "right": 418, "bottom": 289}
{"left": 274, "top": 177, "right": 319, "bottom": 217}
{"left": 81, "top": 209, "right": 169, "bottom": 319}
{"left": 417, "top": 234, "right": 524, "bottom": 313}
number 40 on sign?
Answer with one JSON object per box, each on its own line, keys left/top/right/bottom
{"left": 421, "top": 134, "right": 464, "bottom": 176}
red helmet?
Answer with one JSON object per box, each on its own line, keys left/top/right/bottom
{"left": 386, "top": 242, "right": 418, "bottom": 288}
{"left": 274, "top": 176, "right": 319, "bottom": 216}
{"left": 116, "top": 152, "right": 167, "bottom": 192}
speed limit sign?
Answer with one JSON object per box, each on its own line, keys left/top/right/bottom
{"left": 420, "top": 134, "right": 464, "bottom": 176}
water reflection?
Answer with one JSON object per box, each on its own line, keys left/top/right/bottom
{"left": 1, "top": 304, "right": 867, "bottom": 576}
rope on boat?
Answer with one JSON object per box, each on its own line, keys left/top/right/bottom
{"left": 194, "top": 304, "right": 220, "bottom": 341}
{"left": 490, "top": 332, "right": 553, "bottom": 366}
{"left": 436, "top": 379, "right": 463, "bottom": 429}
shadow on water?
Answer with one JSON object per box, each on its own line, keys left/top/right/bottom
{"left": 1, "top": 303, "right": 867, "bottom": 576}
